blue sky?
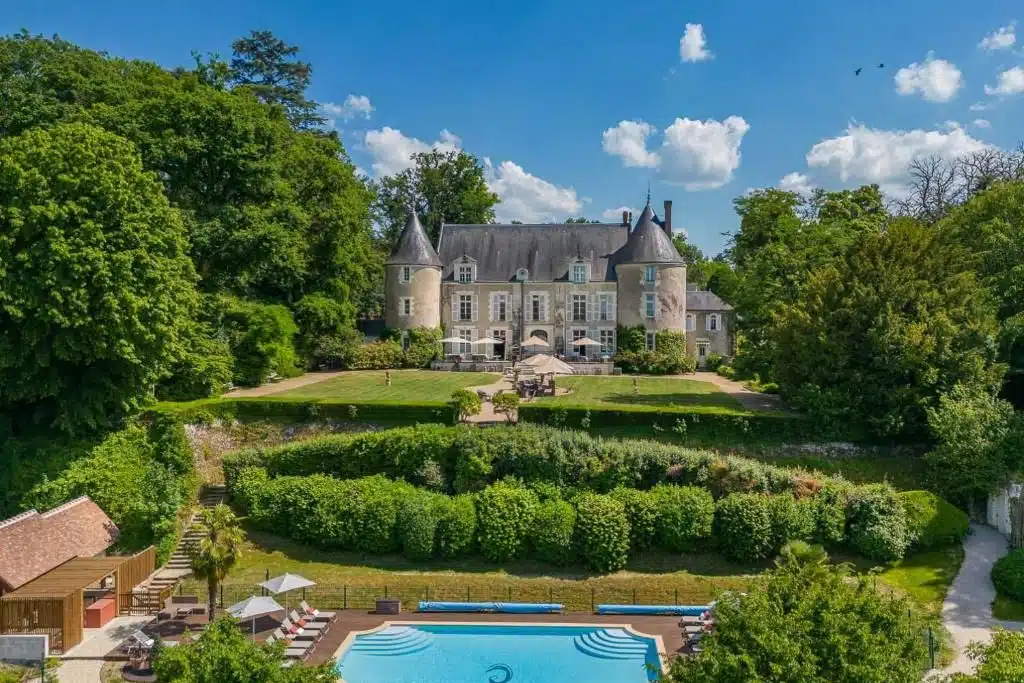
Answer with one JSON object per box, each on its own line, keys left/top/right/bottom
{"left": 3, "top": 0, "right": 1023, "bottom": 254}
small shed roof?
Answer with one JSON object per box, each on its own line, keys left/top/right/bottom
{"left": 2, "top": 557, "right": 126, "bottom": 599}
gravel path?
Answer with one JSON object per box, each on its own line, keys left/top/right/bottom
{"left": 689, "top": 371, "right": 782, "bottom": 412}
{"left": 934, "top": 524, "right": 1024, "bottom": 677}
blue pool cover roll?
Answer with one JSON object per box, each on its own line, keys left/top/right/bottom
{"left": 596, "top": 604, "right": 710, "bottom": 616}
{"left": 417, "top": 601, "right": 564, "bottom": 613}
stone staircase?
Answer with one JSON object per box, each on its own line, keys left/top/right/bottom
{"left": 141, "top": 484, "right": 227, "bottom": 594}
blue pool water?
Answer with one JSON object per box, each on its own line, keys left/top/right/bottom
{"left": 337, "top": 623, "right": 661, "bottom": 683}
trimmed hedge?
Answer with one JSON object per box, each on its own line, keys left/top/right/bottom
{"left": 992, "top": 549, "right": 1024, "bottom": 603}
{"left": 435, "top": 495, "right": 476, "bottom": 558}
{"left": 475, "top": 482, "right": 539, "bottom": 562}
{"left": 154, "top": 398, "right": 453, "bottom": 427}
{"left": 532, "top": 499, "right": 577, "bottom": 566}
{"left": 899, "top": 490, "right": 970, "bottom": 551}
{"left": 651, "top": 485, "right": 715, "bottom": 552}
{"left": 846, "top": 484, "right": 911, "bottom": 561}
{"left": 714, "top": 493, "right": 774, "bottom": 561}
{"left": 610, "top": 487, "right": 658, "bottom": 552}
{"left": 574, "top": 494, "right": 631, "bottom": 573}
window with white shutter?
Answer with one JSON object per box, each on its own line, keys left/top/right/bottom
{"left": 644, "top": 293, "right": 656, "bottom": 320}
{"left": 471, "top": 295, "right": 478, "bottom": 322}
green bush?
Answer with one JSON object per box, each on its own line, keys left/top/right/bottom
{"left": 350, "top": 340, "right": 405, "bottom": 370}
{"left": 716, "top": 364, "right": 736, "bottom": 379}
{"left": 705, "top": 353, "right": 726, "bottom": 372}
{"left": 156, "top": 321, "right": 234, "bottom": 401}
{"left": 475, "top": 481, "right": 539, "bottom": 562}
{"left": 403, "top": 327, "right": 442, "bottom": 368}
{"left": 651, "top": 485, "right": 715, "bottom": 552}
{"left": 451, "top": 389, "right": 482, "bottom": 422}
{"left": 992, "top": 549, "right": 1024, "bottom": 602}
{"left": 610, "top": 487, "right": 658, "bottom": 551}
{"left": 293, "top": 293, "right": 354, "bottom": 366}
{"left": 159, "top": 398, "right": 451, "bottom": 428}
{"left": 396, "top": 493, "right": 441, "bottom": 560}
{"left": 532, "top": 499, "right": 577, "bottom": 566}
{"left": 899, "top": 490, "right": 969, "bottom": 550}
{"left": 435, "top": 495, "right": 477, "bottom": 558}
{"left": 574, "top": 494, "right": 631, "bottom": 573}
{"left": 768, "top": 494, "right": 816, "bottom": 551}
{"left": 812, "top": 482, "right": 850, "bottom": 546}
{"left": 308, "top": 327, "right": 364, "bottom": 370}
{"left": 714, "top": 493, "right": 774, "bottom": 561}
{"left": 218, "top": 296, "right": 302, "bottom": 386}
{"left": 846, "top": 484, "right": 910, "bottom": 561}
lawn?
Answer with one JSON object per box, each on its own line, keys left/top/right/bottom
{"left": 537, "top": 375, "right": 748, "bottom": 415}
{"left": 270, "top": 370, "right": 498, "bottom": 404}
{"left": 992, "top": 594, "right": 1024, "bottom": 621}
{"left": 872, "top": 546, "right": 965, "bottom": 617}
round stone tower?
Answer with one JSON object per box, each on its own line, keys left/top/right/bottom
{"left": 613, "top": 199, "right": 687, "bottom": 331}
{"left": 384, "top": 209, "right": 443, "bottom": 330}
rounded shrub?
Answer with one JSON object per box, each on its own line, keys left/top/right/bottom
{"left": 846, "top": 484, "right": 910, "bottom": 561}
{"left": 574, "top": 494, "right": 631, "bottom": 573}
{"left": 396, "top": 493, "right": 441, "bottom": 560}
{"left": 349, "top": 475, "right": 403, "bottom": 553}
{"left": 475, "top": 481, "right": 539, "bottom": 562}
{"left": 610, "top": 487, "right": 658, "bottom": 551}
{"left": 435, "top": 495, "right": 477, "bottom": 558}
{"left": 900, "top": 490, "right": 969, "bottom": 550}
{"left": 812, "top": 481, "right": 850, "bottom": 546}
{"left": 992, "top": 548, "right": 1024, "bottom": 603}
{"left": 769, "top": 494, "right": 816, "bottom": 551}
{"left": 532, "top": 499, "right": 577, "bottom": 566}
{"left": 651, "top": 484, "right": 715, "bottom": 552}
{"left": 714, "top": 493, "right": 774, "bottom": 561}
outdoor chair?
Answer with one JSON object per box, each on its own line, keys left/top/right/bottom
{"left": 265, "top": 633, "right": 313, "bottom": 659}
{"left": 277, "top": 622, "right": 320, "bottom": 642}
{"left": 159, "top": 595, "right": 206, "bottom": 621}
{"left": 289, "top": 610, "right": 330, "bottom": 634}
{"left": 299, "top": 600, "right": 336, "bottom": 622}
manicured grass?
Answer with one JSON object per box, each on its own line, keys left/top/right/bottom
{"left": 537, "top": 375, "right": 747, "bottom": 415}
{"left": 873, "top": 546, "right": 965, "bottom": 617}
{"left": 271, "top": 370, "right": 498, "bottom": 404}
{"left": 182, "top": 529, "right": 756, "bottom": 612}
{"left": 992, "top": 593, "right": 1024, "bottom": 621}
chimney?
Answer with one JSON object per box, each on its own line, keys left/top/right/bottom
{"left": 622, "top": 210, "right": 629, "bottom": 226}
{"left": 663, "top": 200, "right": 673, "bottom": 237}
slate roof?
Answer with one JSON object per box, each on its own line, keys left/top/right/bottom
{"left": 386, "top": 210, "right": 443, "bottom": 268}
{"left": 686, "top": 288, "right": 733, "bottom": 311}
{"left": 438, "top": 222, "right": 629, "bottom": 282}
{"left": 614, "top": 202, "right": 685, "bottom": 265}
{"left": 0, "top": 497, "right": 118, "bottom": 592}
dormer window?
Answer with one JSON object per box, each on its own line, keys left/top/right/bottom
{"left": 571, "top": 263, "right": 588, "bottom": 283}
{"left": 516, "top": 268, "right": 529, "bottom": 281}
{"left": 457, "top": 262, "right": 475, "bottom": 283}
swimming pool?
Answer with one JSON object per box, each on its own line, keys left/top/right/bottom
{"left": 336, "top": 622, "right": 663, "bottom": 683}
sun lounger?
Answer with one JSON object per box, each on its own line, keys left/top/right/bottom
{"left": 300, "top": 600, "right": 337, "bottom": 622}
{"left": 277, "top": 622, "right": 320, "bottom": 642}
{"left": 289, "top": 611, "right": 329, "bottom": 633}
{"left": 265, "top": 633, "right": 312, "bottom": 659}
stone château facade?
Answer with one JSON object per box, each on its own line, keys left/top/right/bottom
{"left": 384, "top": 198, "right": 733, "bottom": 366}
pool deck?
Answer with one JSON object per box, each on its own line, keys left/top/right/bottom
{"left": 306, "top": 610, "right": 687, "bottom": 667}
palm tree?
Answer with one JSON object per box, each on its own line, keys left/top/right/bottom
{"left": 189, "top": 503, "right": 245, "bottom": 621}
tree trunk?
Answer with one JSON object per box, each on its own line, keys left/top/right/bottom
{"left": 208, "top": 576, "right": 217, "bottom": 623}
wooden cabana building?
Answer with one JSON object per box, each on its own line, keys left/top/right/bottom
{"left": 0, "top": 548, "right": 158, "bottom": 653}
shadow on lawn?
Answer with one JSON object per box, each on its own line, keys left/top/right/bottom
{"left": 240, "top": 528, "right": 768, "bottom": 580}
{"left": 596, "top": 392, "right": 744, "bottom": 408}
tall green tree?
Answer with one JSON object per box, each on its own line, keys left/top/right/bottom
{"left": 189, "top": 504, "right": 246, "bottom": 623}
{"left": 228, "top": 30, "right": 323, "bottom": 129}
{"left": 0, "top": 122, "right": 196, "bottom": 434}
{"left": 771, "top": 218, "right": 1003, "bottom": 438}
{"left": 153, "top": 614, "right": 338, "bottom": 683}
{"left": 669, "top": 548, "right": 930, "bottom": 683}
{"left": 944, "top": 629, "right": 1024, "bottom": 683}
{"left": 372, "top": 149, "right": 499, "bottom": 247}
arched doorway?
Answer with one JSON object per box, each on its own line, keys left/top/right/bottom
{"left": 529, "top": 330, "right": 548, "bottom": 341}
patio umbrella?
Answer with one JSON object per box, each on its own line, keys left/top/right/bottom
{"left": 440, "top": 336, "right": 468, "bottom": 355}
{"left": 520, "top": 354, "right": 574, "bottom": 375}
{"left": 522, "top": 335, "right": 550, "bottom": 347}
{"left": 259, "top": 573, "right": 316, "bottom": 595}
{"left": 227, "top": 595, "right": 285, "bottom": 640}
{"left": 471, "top": 337, "right": 502, "bottom": 345}
{"left": 571, "top": 337, "right": 601, "bottom": 347}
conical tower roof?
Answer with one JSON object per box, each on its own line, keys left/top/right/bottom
{"left": 386, "top": 209, "right": 443, "bottom": 268}
{"left": 615, "top": 200, "right": 684, "bottom": 264}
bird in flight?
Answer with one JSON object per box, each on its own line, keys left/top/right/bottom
{"left": 855, "top": 67, "right": 862, "bottom": 76}
{"left": 878, "top": 63, "right": 885, "bottom": 68}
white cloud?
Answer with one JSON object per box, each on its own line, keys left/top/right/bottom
{"left": 484, "top": 159, "right": 583, "bottom": 223}
{"left": 680, "top": 23, "right": 713, "bottom": 63}
{"left": 806, "top": 122, "right": 990, "bottom": 183}
{"left": 894, "top": 54, "right": 963, "bottom": 102}
{"left": 777, "top": 172, "right": 813, "bottom": 195}
{"left": 973, "top": 118, "right": 992, "bottom": 129}
{"left": 363, "top": 127, "right": 461, "bottom": 176}
{"left": 601, "top": 206, "right": 638, "bottom": 222}
{"left": 985, "top": 66, "right": 1024, "bottom": 96}
{"left": 658, "top": 116, "right": 750, "bottom": 190}
{"left": 979, "top": 22, "right": 1016, "bottom": 51}
{"left": 603, "top": 116, "right": 750, "bottom": 190}
{"left": 601, "top": 120, "right": 660, "bottom": 168}
{"left": 321, "top": 94, "right": 374, "bottom": 126}
{"left": 969, "top": 101, "right": 990, "bottom": 112}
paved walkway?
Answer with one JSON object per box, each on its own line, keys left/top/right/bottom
{"left": 934, "top": 524, "right": 1024, "bottom": 677}
{"left": 689, "top": 371, "right": 782, "bottom": 412}
{"left": 223, "top": 371, "right": 346, "bottom": 397}
{"left": 55, "top": 616, "right": 152, "bottom": 683}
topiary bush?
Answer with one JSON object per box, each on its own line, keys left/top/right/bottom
{"left": 396, "top": 493, "right": 442, "bottom": 560}
{"left": 574, "top": 494, "right": 631, "bottom": 573}
{"left": 992, "top": 548, "right": 1024, "bottom": 603}
{"left": 475, "top": 481, "right": 539, "bottom": 562}
{"left": 435, "top": 494, "right": 477, "bottom": 558}
{"left": 900, "top": 490, "right": 970, "bottom": 550}
{"left": 714, "top": 493, "right": 774, "bottom": 561}
{"left": 768, "top": 493, "right": 816, "bottom": 552}
{"left": 610, "top": 487, "right": 658, "bottom": 551}
{"left": 846, "top": 484, "right": 910, "bottom": 561}
{"left": 532, "top": 499, "right": 577, "bottom": 566}
{"left": 812, "top": 481, "right": 850, "bottom": 546}
{"left": 651, "top": 484, "right": 715, "bottom": 552}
